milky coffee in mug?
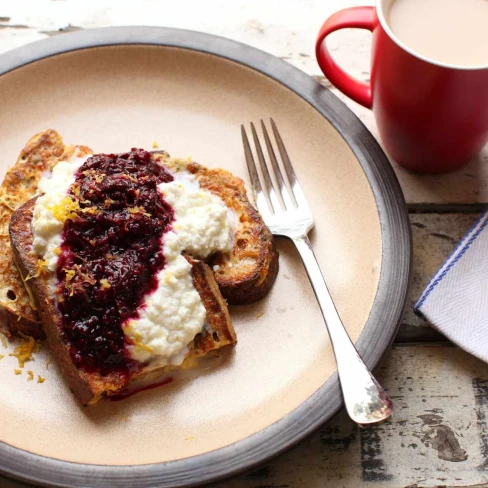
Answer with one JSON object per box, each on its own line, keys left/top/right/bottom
{"left": 388, "top": 0, "right": 488, "bottom": 67}
{"left": 316, "top": 0, "right": 488, "bottom": 173}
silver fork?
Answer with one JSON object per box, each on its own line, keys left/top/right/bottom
{"left": 241, "top": 119, "right": 393, "bottom": 425}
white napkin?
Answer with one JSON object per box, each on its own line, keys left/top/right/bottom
{"left": 415, "top": 211, "right": 488, "bottom": 363}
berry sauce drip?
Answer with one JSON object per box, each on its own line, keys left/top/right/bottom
{"left": 56, "top": 149, "right": 174, "bottom": 376}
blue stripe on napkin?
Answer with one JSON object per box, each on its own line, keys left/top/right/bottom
{"left": 415, "top": 211, "right": 488, "bottom": 313}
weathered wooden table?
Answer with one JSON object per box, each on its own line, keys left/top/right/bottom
{"left": 2, "top": 1, "right": 488, "bottom": 487}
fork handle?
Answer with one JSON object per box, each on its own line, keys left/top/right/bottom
{"left": 293, "top": 235, "right": 393, "bottom": 425}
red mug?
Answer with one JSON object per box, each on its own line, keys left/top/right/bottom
{"left": 315, "top": 1, "right": 488, "bottom": 173}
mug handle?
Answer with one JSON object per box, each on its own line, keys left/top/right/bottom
{"left": 315, "top": 7, "right": 376, "bottom": 109}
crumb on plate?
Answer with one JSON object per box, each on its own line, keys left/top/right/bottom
{"left": 9, "top": 336, "right": 39, "bottom": 368}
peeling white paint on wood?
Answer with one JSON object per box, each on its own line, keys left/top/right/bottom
{"left": 220, "top": 346, "right": 488, "bottom": 488}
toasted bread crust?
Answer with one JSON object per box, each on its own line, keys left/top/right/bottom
{"left": 188, "top": 256, "right": 237, "bottom": 353}
{"left": 10, "top": 198, "right": 236, "bottom": 405}
{"left": 155, "top": 154, "right": 279, "bottom": 304}
{"left": 0, "top": 130, "right": 92, "bottom": 339}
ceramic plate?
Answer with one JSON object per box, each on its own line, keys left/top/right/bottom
{"left": 0, "top": 27, "right": 411, "bottom": 488}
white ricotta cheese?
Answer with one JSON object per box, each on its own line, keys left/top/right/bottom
{"left": 160, "top": 172, "right": 236, "bottom": 258}
{"left": 32, "top": 156, "right": 89, "bottom": 272}
{"left": 32, "top": 160, "right": 236, "bottom": 370}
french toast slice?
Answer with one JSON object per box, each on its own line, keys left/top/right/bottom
{"left": 154, "top": 152, "right": 279, "bottom": 305}
{"left": 0, "top": 130, "right": 92, "bottom": 339}
{"left": 10, "top": 199, "right": 236, "bottom": 405}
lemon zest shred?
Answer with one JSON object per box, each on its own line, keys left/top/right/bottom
{"left": 14, "top": 369, "right": 21, "bottom": 375}
{"left": 100, "top": 279, "right": 111, "bottom": 290}
{"left": 64, "top": 269, "right": 76, "bottom": 283}
{"left": 8, "top": 336, "right": 39, "bottom": 368}
{"left": 137, "top": 343, "right": 153, "bottom": 353}
{"left": 37, "top": 375, "right": 45, "bottom": 384}
{"left": 163, "top": 272, "right": 173, "bottom": 285}
{"left": 49, "top": 196, "right": 80, "bottom": 222}
{"left": 27, "top": 370, "right": 34, "bottom": 381}
{"left": 0, "top": 354, "right": 4, "bottom": 360}
{"left": 83, "top": 273, "right": 96, "bottom": 285}
{"left": 25, "top": 259, "right": 50, "bottom": 281}
{"left": 127, "top": 205, "right": 151, "bottom": 217}
{"left": 128, "top": 206, "right": 143, "bottom": 214}
{"left": 131, "top": 330, "right": 153, "bottom": 353}
{"left": 152, "top": 141, "right": 159, "bottom": 148}
{"left": 80, "top": 206, "right": 98, "bottom": 215}
{"left": 94, "top": 173, "right": 105, "bottom": 184}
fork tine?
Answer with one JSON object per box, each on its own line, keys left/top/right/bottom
{"left": 250, "top": 122, "right": 281, "bottom": 214}
{"left": 270, "top": 118, "right": 308, "bottom": 209}
{"left": 260, "top": 120, "right": 296, "bottom": 210}
{"left": 241, "top": 125, "right": 262, "bottom": 197}
{"left": 241, "top": 125, "right": 271, "bottom": 215}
